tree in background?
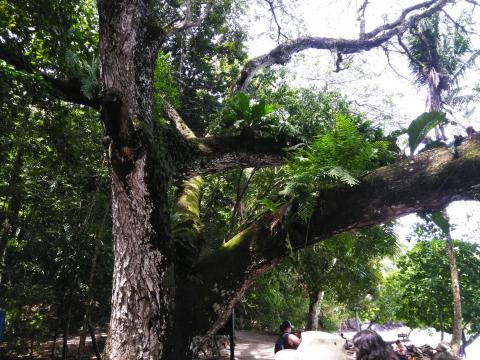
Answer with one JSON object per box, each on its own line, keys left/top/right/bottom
{"left": 0, "top": 32, "right": 112, "bottom": 356}
{"left": 377, "top": 237, "right": 480, "bottom": 344}
{"left": 403, "top": 14, "right": 480, "bottom": 352}
{"left": 294, "top": 225, "right": 398, "bottom": 331}
{"left": 403, "top": 13, "right": 477, "bottom": 140}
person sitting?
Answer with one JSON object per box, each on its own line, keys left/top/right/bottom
{"left": 353, "top": 329, "right": 399, "bottom": 360}
{"left": 393, "top": 340, "right": 408, "bottom": 360}
{"left": 274, "top": 320, "right": 301, "bottom": 353}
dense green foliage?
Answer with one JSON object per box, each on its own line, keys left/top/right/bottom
{"left": 375, "top": 238, "right": 480, "bottom": 334}
{"left": 164, "top": 0, "right": 247, "bottom": 134}
{"left": 0, "top": 103, "right": 112, "bottom": 354}
{"left": 0, "top": 3, "right": 109, "bottom": 354}
{"left": 407, "top": 13, "right": 473, "bottom": 89}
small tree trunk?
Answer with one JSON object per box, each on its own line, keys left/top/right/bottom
{"left": 444, "top": 226, "right": 462, "bottom": 354}
{"left": 62, "top": 291, "right": 73, "bottom": 360}
{"left": 78, "top": 319, "right": 87, "bottom": 358}
{"left": 29, "top": 334, "right": 35, "bottom": 359}
{"left": 51, "top": 328, "right": 58, "bottom": 360}
{"left": 78, "top": 205, "right": 107, "bottom": 359}
{"left": 306, "top": 290, "right": 324, "bottom": 331}
{"left": 89, "top": 323, "right": 102, "bottom": 360}
{"left": 439, "top": 309, "right": 444, "bottom": 341}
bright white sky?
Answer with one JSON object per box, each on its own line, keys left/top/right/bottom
{"left": 242, "top": 0, "right": 480, "bottom": 247}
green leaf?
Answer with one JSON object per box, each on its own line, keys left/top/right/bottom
{"left": 260, "top": 198, "right": 278, "bottom": 212}
{"left": 431, "top": 211, "right": 450, "bottom": 233}
{"left": 264, "top": 103, "right": 277, "bottom": 115}
{"left": 236, "top": 92, "right": 250, "bottom": 114}
{"left": 407, "top": 112, "right": 446, "bottom": 155}
{"left": 251, "top": 100, "right": 266, "bottom": 120}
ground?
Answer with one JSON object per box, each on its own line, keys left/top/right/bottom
{"left": 233, "top": 330, "right": 278, "bottom": 360}
{"left": 3, "top": 329, "right": 357, "bottom": 359}
{"left": 224, "top": 330, "right": 356, "bottom": 360}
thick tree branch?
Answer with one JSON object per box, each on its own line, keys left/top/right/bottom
{"left": 176, "top": 133, "right": 287, "bottom": 179}
{"left": 297, "top": 137, "right": 480, "bottom": 247}
{"left": 0, "top": 45, "right": 100, "bottom": 108}
{"left": 184, "top": 135, "right": 480, "bottom": 336}
{"left": 233, "top": 0, "right": 452, "bottom": 92}
{"left": 163, "top": 103, "right": 196, "bottom": 139}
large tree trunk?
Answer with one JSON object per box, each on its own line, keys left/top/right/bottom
{"left": 306, "top": 290, "right": 324, "bottom": 331}
{"left": 98, "top": 1, "right": 184, "bottom": 359}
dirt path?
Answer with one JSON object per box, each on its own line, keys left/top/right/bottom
{"left": 233, "top": 330, "right": 277, "bottom": 360}
{"left": 231, "top": 330, "right": 356, "bottom": 360}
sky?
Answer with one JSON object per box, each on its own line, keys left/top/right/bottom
{"left": 241, "top": 0, "right": 480, "bottom": 247}
{"left": 245, "top": 0, "right": 480, "bottom": 126}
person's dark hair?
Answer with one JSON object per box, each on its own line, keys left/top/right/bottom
{"left": 353, "top": 329, "right": 398, "bottom": 360}
{"left": 280, "top": 320, "right": 293, "bottom": 333}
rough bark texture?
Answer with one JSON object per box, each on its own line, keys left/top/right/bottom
{"left": 297, "top": 137, "right": 480, "bottom": 247}
{"left": 0, "top": 0, "right": 474, "bottom": 358}
{"left": 306, "top": 290, "right": 324, "bottom": 331}
{"left": 8, "top": 0, "right": 469, "bottom": 358}
{"left": 98, "top": 1, "right": 175, "bottom": 359}
{"left": 445, "top": 228, "right": 462, "bottom": 354}
{"left": 105, "top": 164, "right": 171, "bottom": 360}
{"left": 177, "top": 134, "right": 287, "bottom": 179}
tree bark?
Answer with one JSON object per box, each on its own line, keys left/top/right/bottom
{"left": 98, "top": 1, "right": 182, "bottom": 359}
{"left": 89, "top": 323, "right": 102, "bottom": 360}
{"left": 439, "top": 309, "right": 445, "bottom": 341}
{"left": 62, "top": 291, "right": 73, "bottom": 360}
{"left": 306, "top": 290, "right": 324, "bottom": 331}
{"left": 444, "top": 220, "right": 462, "bottom": 354}
{"left": 50, "top": 328, "right": 58, "bottom": 360}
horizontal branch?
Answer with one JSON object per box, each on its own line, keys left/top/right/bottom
{"left": 0, "top": 44, "right": 100, "bottom": 108}
{"left": 183, "top": 135, "right": 480, "bottom": 335}
{"left": 296, "top": 135, "right": 480, "bottom": 247}
{"left": 175, "top": 133, "right": 287, "bottom": 179}
{"left": 233, "top": 0, "right": 451, "bottom": 92}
